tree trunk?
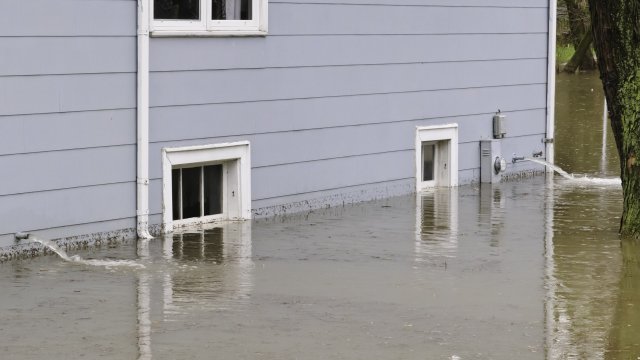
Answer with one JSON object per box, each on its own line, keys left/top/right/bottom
{"left": 588, "top": 0, "right": 640, "bottom": 237}
{"left": 564, "top": 29, "right": 594, "bottom": 73}
{"left": 566, "top": 0, "right": 589, "bottom": 46}
{"left": 565, "top": 0, "right": 598, "bottom": 70}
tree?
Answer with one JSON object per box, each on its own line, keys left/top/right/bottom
{"left": 588, "top": 0, "right": 640, "bottom": 237}
{"left": 563, "top": 29, "right": 595, "bottom": 73}
{"left": 563, "top": 0, "right": 597, "bottom": 71}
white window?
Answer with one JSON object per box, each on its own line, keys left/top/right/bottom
{"left": 151, "top": 0, "right": 268, "bottom": 36}
{"left": 415, "top": 124, "right": 458, "bottom": 190}
{"left": 162, "top": 141, "right": 251, "bottom": 232}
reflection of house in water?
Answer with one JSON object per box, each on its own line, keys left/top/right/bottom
{"left": 415, "top": 185, "right": 507, "bottom": 262}
{"left": 171, "top": 227, "right": 225, "bottom": 263}
{"left": 415, "top": 188, "right": 458, "bottom": 261}
{"left": 162, "top": 222, "right": 253, "bottom": 316}
{"left": 135, "top": 221, "right": 253, "bottom": 355}
{"left": 478, "top": 184, "right": 505, "bottom": 248}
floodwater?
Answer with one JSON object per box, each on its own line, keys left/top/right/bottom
{"left": 1, "top": 73, "right": 638, "bottom": 359}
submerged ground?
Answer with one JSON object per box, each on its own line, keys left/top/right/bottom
{"left": 1, "top": 73, "right": 638, "bottom": 359}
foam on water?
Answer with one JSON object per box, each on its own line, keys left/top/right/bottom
{"left": 31, "top": 237, "right": 145, "bottom": 269}
{"left": 563, "top": 175, "right": 621, "bottom": 186}
{"left": 524, "top": 157, "right": 621, "bottom": 186}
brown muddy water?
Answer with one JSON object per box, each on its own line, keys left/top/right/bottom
{"left": 1, "top": 73, "right": 639, "bottom": 359}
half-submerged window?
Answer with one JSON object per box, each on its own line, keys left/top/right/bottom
{"left": 415, "top": 125, "right": 459, "bottom": 190}
{"left": 152, "top": 0, "right": 267, "bottom": 35}
{"left": 162, "top": 141, "right": 252, "bottom": 232}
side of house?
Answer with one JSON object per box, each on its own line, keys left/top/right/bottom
{"left": 0, "top": 0, "right": 552, "bottom": 251}
{"left": 0, "top": 0, "right": 139, "bottom": 249}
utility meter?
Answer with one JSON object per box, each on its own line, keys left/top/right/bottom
{"left": 494, "top": 157, "right": 507, "bottom": 174}
{"left": 493, "top": 111, "right": 506, "bottom": 139}
{"left": 480, "top": 140, "right": 504, "bottom": 183}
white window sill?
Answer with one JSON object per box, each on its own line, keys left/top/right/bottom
{"left": 151, "top": 30, "right": 268, "bottom": 37}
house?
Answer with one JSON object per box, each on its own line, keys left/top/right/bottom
{"left": 0, "top": 0, "right": 556, "bottom": 255}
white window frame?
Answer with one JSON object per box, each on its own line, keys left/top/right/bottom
{"left": 162, "top": 141, "right": 251, "bottom": 232}
{"left": 150, "top": 0, "right": 268, "bottom": 36}
{"left": 415, "top": 124, "right": 459, "bottom": 190}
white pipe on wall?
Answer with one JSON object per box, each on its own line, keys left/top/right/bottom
{"left": 545, "top": 0, "right": 557, "bottom": 168}
{"left": 137, "top": 0, "right": 153, "bottom": 239}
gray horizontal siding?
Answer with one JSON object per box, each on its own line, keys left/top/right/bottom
{"left": 0, "top": 109, "right": 135, "bottom": 156}
{"left": 0, "top": 182, "right": 135, "bottom": 236}
{"left": 147, "top": 150, "right": 414, "bottom": 214}
{"left": 269, "top": 3, "right": 548, "bottom": 35}
{"left": 0, "top": 0, "right": 137, "bottom": 241}
{"left": 0, "top": 218, "right": 136, "bottom": 249}
{"left": 147, "top": 108, "right": 546, "bottom": 180}
{"left": 151, "top": 33, "right": 547, "bottom": 72}
{"left": 0, "top": 37, "right": 136, "bottom": 76}
{"left": 0, "top": 0, "right": 550, "bottom": 243}
{"left": 150, "top": 84, "right": 547, "bottom": 143}
{"left": 148, "top": 0, "right": 550, "bottom": 216}
{"left": 0, "top": 73, "right": 135, "bottom": 116}
{"left": 252, "top": 151, "right": 412, "bottom": 200}
{"left": 503, "top": 134, "right": 549, "bottom": 165}
{"left": 0, "top": 0, "right": 135, "bottom": 37}
{"left": 458, "top": 168, "right": 479, "bottom": 185}
{"left": 0, "top": 146, "right": 135, "bottom": 196}
{"left": 251, "top": 178, "right": 414, "bottom": 211}
{"left": 150, "top": 59, "right": 546, "bottom": 107}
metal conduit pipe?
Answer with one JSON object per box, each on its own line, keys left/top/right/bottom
{"left": 545, "top": 0, "right": 557, "bottom": 170}
{"left": 137, "top": 0, "right": 153, "bottom": 239}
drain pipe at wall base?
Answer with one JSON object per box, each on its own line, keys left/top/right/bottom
{"left": 136, "top": 0, "right": 153, "bottom": 239}
{"left": 545, "top": 0, "right": 557, "bottom": 170}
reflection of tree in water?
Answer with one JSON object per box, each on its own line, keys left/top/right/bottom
{"left": 606, "top": 240, "right": 640, "bottom": 358}
{"left": 548, "top": 187, "right": 622, "bottom": 358}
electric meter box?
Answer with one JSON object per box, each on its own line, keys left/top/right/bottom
{"left": 480, "top": 140, "right": 506, "bottom": 183}
{"left": 493, "top": 112, "right": 506, "bottom": 139}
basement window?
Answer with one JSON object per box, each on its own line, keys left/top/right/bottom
{"left": 162, "top": 141, "right": 251, "bottom": 232}
{"left": 151, "top": 0, "right": 268, "bottom": 36}
{"left": 415, "top": 124, "right": 459, "bottom": 190}
{"left": 172, "top": 164, "right": 224, "bottom": 221}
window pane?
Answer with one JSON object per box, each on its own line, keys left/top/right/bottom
{"left": 422, "top": 143, "right": 435, "bottom": 182}
{"left": 212, "top": 0, "right": 252, "bottom": 20}
{"left": 182, "top": 167, "right": 202, "bottom": 219}
{"left": 172, "top": 169, "right": 181, "bottom": 220}
{"left": 204, "top": 165, "right": 223, "bottom": 216}
{"left": 155, "top": 0, "right": 200, "bottom": 20}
